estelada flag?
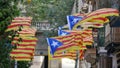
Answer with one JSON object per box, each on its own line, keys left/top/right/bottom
{"left": 73, "top": 8, "right": 119, "bottom": 30}
{"left": 48, "top": 46, "right": 76, "bottom": 60}
{"left": 46, "top": 34, "right": 80, "bottom": 55}
{"left": 58, "top": 30, "right": 86, "bottom": 50}
{"left": 67, "top": 15, "right": 83, "bottom": 30}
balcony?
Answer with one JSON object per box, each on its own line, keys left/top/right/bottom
{"left": 104, "top": 16, "right": 120, "bottom": 54}
{"left": 31, "top": 21, "right": 51, "bottom": 31}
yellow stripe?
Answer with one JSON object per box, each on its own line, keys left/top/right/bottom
{"left": 19, "top": 34, "right": 35, "bottom": 37}
{"left": 6, "top": 26, "right": 30, "bottom": 31}
{"left": 13, "top": 36, "right": 37, "bottom": 40}
{"left": 12, "top": 49, "right": 34, "bottom": 52}
{"left": 53, "top": 35, "right": 75, "bottom": 45}
{"left": 12, "top": 41, "right": 37, "bottom": 44}
{"left": 17, "top": 46, "right": 35, "bottom": 49}
{"left": 15, "top": 59, "right": 32, "bottom": 61}
{"left": 10, "top": 54, "right": 32, "bottom": 57}
{"left": 12, "top": 20, "right": 31, "bottom": 23}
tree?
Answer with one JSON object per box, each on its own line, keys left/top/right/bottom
{"left": 25, "top": 0, "right": 74, "bottom": 37}
{"left": 0, "top": 0, "right": 20, "bottom": 68}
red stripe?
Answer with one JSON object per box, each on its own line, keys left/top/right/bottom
{"left": 11, "top": 57, "right": 32, "bottom": 59}
{"left": 8, "top": 24, "right": 30, "bottom": 28}
{"left": 11, "top": 52, "right": 33, "bottom": 56}
{"left": 12, "top": 42, "right": 36, "bottom": 45}
{"left": 88, "top": 10, "right": 119, "bottom": 16}
{"left": 61, "top": 39, "right": 73, "bottom": 43}
{"left": 92, "top": 17, "right": 108, "bottom": 21}
{"left": 14, "top": 38, "right": 37, "bottom": 41}
{"left": 11, "top": 43, "right": 36, "bottom": 47}
{"left": 85, "top": 11, "right": 118, "bottom": 20}
{"left": 56, "top": 43, "right": 79, "bottom": 51}
{"left": 16, "top": 48, "right": 34, "bottom": 50}
{"left": 13, "top": 39, "right": 37, "bottom": 42}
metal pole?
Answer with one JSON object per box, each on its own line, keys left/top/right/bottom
{"left": 14, "top": 60, "right": 17, "bottom": 68}
{"left": 75, "top": 50, "right": 79, "bottom": 68}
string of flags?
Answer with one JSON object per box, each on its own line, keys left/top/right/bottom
{"left": 47, "top": 8, "right": 119, "bottom": 60}
{"left": 6, "top": 17, "right": 38, "bottom": 61}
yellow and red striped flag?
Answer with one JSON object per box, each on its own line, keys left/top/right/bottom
{"left": 82, "top": 28, "right": 93, "bottom": 46}
{"left": 9, "top": 17, "right": 37, "bottom": 61}
{"left": 6, "top": 22, "right": 31, "bottom": 31}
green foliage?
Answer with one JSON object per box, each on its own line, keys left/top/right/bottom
{"left": 27, "top": 0, "right": 74, "bottom": 24}
{"left": 17, "top": 61, "right": 31, "bottom": 68}
{"left": 0, "top": 0, "right": 20, "bottom": 34}
{"left": 26, "top": 0, "right": 74, "bottom": 37}
{"left": 0, "top": 0, "right": 20, "bottom": 68}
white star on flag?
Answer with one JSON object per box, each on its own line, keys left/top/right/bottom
{"left": 51, "top": 41, "right": 59, "bottom": 47}
{"left": 61, "top": 32, "right": 67, "bottom": 36}
{"left": 72, "top": 18, "right": 79, "bottom": 24}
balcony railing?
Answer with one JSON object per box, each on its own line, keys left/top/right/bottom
{"left": 31, "top": 21, "right": 51, "bottom": 31}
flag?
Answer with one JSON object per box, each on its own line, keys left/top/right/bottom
{"left": 80, "top": 22, "right": 104, "bottom": 29}
{"left": 47, "top": 38, "right": 63, "bottom": 55}
{"left": 48, "top": 46, "right": 77, "bottom": 60}
{"left": 57, "top": 30, "right": 84, "bottom": 51}
{"left": 12, "top": 20, "right": 31, "bottom": 23}
{"left": 47, "top": 34, "right": 77, "bottom": 54}
{"left": 58, "top": 30, "right": 86, "bottom": 49}
{"left": 11, "top": 57, "right": 32, "bottom": 61}
{"left": 59, "top": 28, "right": 93, "bottom": 45}
{"left": 47, "top": 34, "right": 81, "bottom": 55}
{"left": 58, "top": 29, "right": 93, "bottom": 46}
{"left": 9, "top": 17, "right": 37, "bottom": 61}
{"left": 56, "top": 30, "right": 86, "bottom": 60}
{"left": 90, "top": 17, "right": 109, "bottom": 24}
{"left": 82, "top": 28, "right": 93, "bottom": 46}
{"left": 58, "top": 30, "right": 70, "bottom": 36}
{"left": 56, "top": 42, "right": 80, "bottom": 52}
{"left": 6, "top": 22, "right": 31, "bottom": 31}
{"left": 14, "top": 17, "right": 32, "bottom": 20}
{"left": 72, "top": 8, "right": 119, "bottom": 30}
{"left": 79, "top": 50, "right": 84, "bottom": 60}
{"left": 67, "top": 15, "right": 83, "bottom": 30}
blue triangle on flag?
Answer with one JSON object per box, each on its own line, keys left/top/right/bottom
{"left": 46, "top": 38, "right": 63, "bottom": 55}
{"left": 58, "top": 30, "right": 70, "bottom": 36}
{"left": 67, "top": 15, "right": 83, "bottom": 30}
